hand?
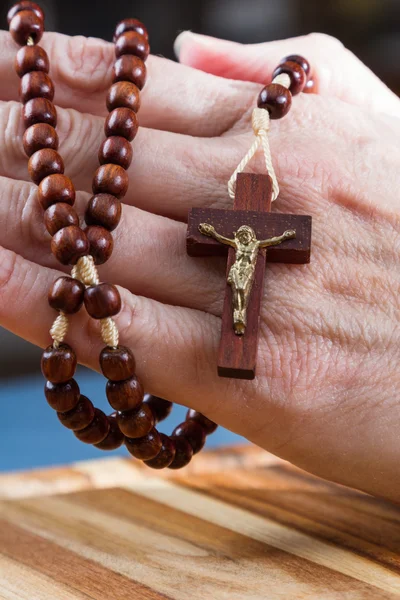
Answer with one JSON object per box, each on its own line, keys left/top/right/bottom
{"left": 199, "top": 223, "right": 215, "bottom": 236}
{"left": 0, "top": 30, "right": 400, "bottom": 501}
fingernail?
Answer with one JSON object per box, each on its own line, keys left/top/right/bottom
{"left": 174, "top": 30, "right": 191, "bottom": 60}
{"left": 174, "top": 31, "right": 215, "bottom": 60}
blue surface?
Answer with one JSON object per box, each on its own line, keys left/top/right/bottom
{"left": 0, "top": 367, "right": 242, "bottom": 472}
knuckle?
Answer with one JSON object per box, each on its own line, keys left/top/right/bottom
{"left": 0, "top": 102, "right": 25, "bottom": 172}
{"left": 55, "top": 107, "right": 100, "bottom": 178}
{"left": 306, "top": 32, "right": 344, "bottom": 52}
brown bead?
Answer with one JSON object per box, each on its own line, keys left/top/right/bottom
{"left": 95, "top": 413, "right": 124, "bottom": 450}
{"left": 168, "top": 436, "right": 193, "bottom": 470}
{"left": 113, "top": 55, "right": 147, "bottom": 90}
{"left": 186, "top": 409, "right": 218, "bottom": 435}
{"left": 117, "top": 404, "right": 154, "bottom": 438}
{"left": 143, "top": 395, "right": 173, "bottom": 423}
{"left": 281, "top": 54, "right": 311, "bottom": 77}
{"left": 74, "top": 408, "right": 110, "bottom": 444}
{"left": 45, "top": 378, "right": 80, "bottom": 412}
{"left": 7, "top": 1, "right": 44, "bottom": 25}
{"left": 106, "top": 82, "right": 141, "bottom": 113}
{"left": 9, "top": 10, "right": 43, "bottom": 46}
{"left": 57, "top": 395, "right": 95, "bottom": 431}
{"left": 23, "top": 123, "right": 58, "bottom": 157}
{"left": 105, "top": 108, "right": 138, "bottom": 142}
{"left": 23, "top": 97, "right": 57, "bottom": 128}
{"left": 113, "top": 18, "right": 148, "bottom": 43}
{"left": 15, "top": 45, "right": 49, "bottom": 78}
{"left": 85, "top": 194, "right": 121, "bottom": 232}
{"left": 272, "top": 61, "right": 306, "bottom": 95}
{"left": 304, "top": 79, "right": 316, "bottom": 94}
{"left": 51, "top": 225, "right": 89, "bottom": 266}
{"left": 85, "top": 225, "right": 114, "bottom": 265}
{"left": 20, "top": 71, "right": 54, "bottom": 103}
{"left": 92, "top": 164, "right": 128, "bottom": 199}
{"left": 28, "top": 148, "right": 64, "bottom": 185}
{"left": 48, "top": 276, "right": 85, "bottom": 314}
{"left": 125, "top": 428, "right": 162, "bottom": 460}
{"left": 84, "top": 283, "right": 121, "bottom": 319}
{"left": 41, "top": 343, "right": 77, "bottom": 384}
{"left": 172, "top": 419, "right": 206, "bottom": 455}
{"left": 144, "top": 434, "right": 176, "bottom": 470}
{"left": 38, "top": 174, "right": 75, "bottom": 210}
{"left": 115, "top": 31, "right": 150, "bottom": 61}
{"left": 44, "top": 203, "right": 79, "bottom": 236}
{"left": 98, "top": 137, "right": 133, "bottom": 170}
{"left": 106, "top": 375, "right": 144, "bottom": 411}
{"left": 257, "top": 84, "right": 292, "bottom": 119}
{"left": 100, "top": 345, "right": 136, "bottom": 381}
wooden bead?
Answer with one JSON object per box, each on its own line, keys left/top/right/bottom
{"left": 115, "top": 31, "right": 150, "bottom": 61}
{"left": 20, "top": 71, "right": 54, "bottom": 103}
{"left": 84, "top": 283, "right": 121, "bottom": 319}
{"left": 28, "top": 148, "right": 64, "bottom": 185}
{"left": 186, "top": 409, "right": 218, "bottom": 435}
{"left": 45, "top": 378, "right": 80, "bottom": 412}
{"left": 143, "top": 395, "right": 173, "bottom": 423}
{"left": 168, "top": 436, "right": 193, "bottom": 470}
{"left": 15, "top": 45, "right": 49, "bottom": 77}
{"left": 74, "top": 408, "right": 110, "bottom": 444}
{"left": 85, "top": 194, "right": 121, "bottom": 232}
{"left": 85, "top": 225, "right": 114, "bottom": 265}
{"left": 144, "top": 434, "right": 176, "bottom": 470}
{"left": 41, "top": 344, "right": 77, "bottom": 384}
{"left": 304, "top": 79, "right": 316, "bottom": 94}
{"left": 9, "top": 10, "right": 43, "bottom": 45}
{"left": 113, "top": 18, "right": 148, "bottom": 43}
{"left": 57, "top": 395, "right": 95, "bottom": 431}
{"left": 125, "top": 428, "right": 162, "bottom": 460}
{"left": 23, "top": 123, "right": 58, "bottom": 157}
{"left": 257, "top": 84, "right": 292, "bottom": 119}
{"left": 23, "top": 97, "right": 57, "bottom": 128}
{"left": 48, "top": 276, "right": 85, "bottom": 314}
{"left": 51, "top": 225, "right": 89, "bottom": 265}
{"left": 106, "top": 82, "right": 140, "bottom": 113}
{"left": 113, "top": 55, "right": 147, "bottom": 90}
{"left": 172, "top": 419, "right": 206, "bottom": 455}
{"left": 272, "top": 61, "right": 306, "bottom": 95}
{"left": 117, "top": 404, "right": 154, "bottom": 438}
{"left": 98, "top": 136, "right": 133, "bottom": 170}
{"left": 38, "top": 174, "right": 75, "bottom": 210}
{"left": 100, "top": 345, "right": 136, "bottom": 381}
{"left": 44, "top": 203, "right": 79, "bottom": 236}
{"left": 106, "top": 375, "right": 144, "bottom": 411}
{"left": 7, "top": 1, "right": 44, "bottom": 25}
{"left": 105, "top": 108, "right": 138, "bottom": 142}
{"left": 281, "top": 54, "right": 311, "bottom": 77}
{"left": 92, "top": 164, "right": 129, "bottom": 199}
{"left": 95, "top": 413, "right": 124, "bottom": 451}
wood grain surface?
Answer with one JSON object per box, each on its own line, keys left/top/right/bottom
{"left": 1, "top": 445, "right": 400, "bottom": 599}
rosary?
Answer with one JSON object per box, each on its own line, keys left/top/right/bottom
{"left": 8, "top": 1, "right": 312, "bottom": 469}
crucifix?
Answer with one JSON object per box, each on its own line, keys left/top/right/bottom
{"left": 187, "top": 172, "right": 312, "bottom": 380}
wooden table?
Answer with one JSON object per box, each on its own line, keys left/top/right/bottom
{"left": 1, "top": 445, "right": 399, "bottom": 599}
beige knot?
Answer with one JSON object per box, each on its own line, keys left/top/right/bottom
{"left": 252, "top": 107, "right": 270, "bottom": 137}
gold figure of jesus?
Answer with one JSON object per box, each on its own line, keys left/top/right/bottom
{"left": 199, "top": 223, "right": 296, "bottom": 335}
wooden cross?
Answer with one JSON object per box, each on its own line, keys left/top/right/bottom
{"left": 187, "top": 173, "right": 312, "bottom": 380}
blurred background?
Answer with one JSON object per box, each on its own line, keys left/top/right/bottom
{"left": 0, "top": 0, "right": 399, "bottom": 471}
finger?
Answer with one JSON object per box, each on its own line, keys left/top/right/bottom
{"left": 175, "top": 31, "right": 400, "bottom": 117}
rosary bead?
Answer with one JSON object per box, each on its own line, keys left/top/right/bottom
{"left": 57, "top": 395, "right": 95, "bottom": 431}
{"left": 28, "top": 148, "right": 64, "bottom": 185}
{"left": 106, "top": 375, "right": 144, "bottom": 411}
{"left": 257, "top": 84, "right": 292, "bottom": 119}
{"left": 85, "top": 194, "right": 121, "bottom": 231}
{"left": 45, "top": 378, "right": 80, "bottom": 412}
{"left": 23, "top": 123, "right": 58, "bottom": 157}
{"left": 85, "top": 225, "right": 114, "bottom": 265}
{"left": 38, "top": 174, "right": 75, "bottom": 210}
{"left": 7, "top": 1, "right": 44, "bottom": 25}
{"left": 41, "top": 343, "right": 77, "bottom": 384}
{"left": 84, "top": 283, "right": 121, "bottom": 319}
{"left": 304, "top": 79, "right": 316, "bottom": 94}
{"left": 144, "top": 434, "right": 176, "bottom": 470}
{"left": 172, "top": 419, "right": 206, "bottom": 455}
{"left": 113, "top": 55, "right": 147, "bottom": 90}
{"left": 115, "top": 31, "right": 150, "bottom": 61}
{"left": 9, "top": 10, "right": 43, "bottom": 46}
{"left": 23, "top": 97, "right": 57, "bottom": 128}
{"left": 74, "top": 408, "right": 110, "bottom": 444}
{"left": 20, "top": 71, "right": 54, "bottom": 103}
{"left": 143, "top": 395, "right": 173, "bottom": 423}
{"left": 168, "top": 436, "right": 193, "bottom": 470}
{"left": 117, "top": 404, "right": 154, "bottom": 438}
{"left": 98, "top": 136, "right": 133, "bottom": 170}
{"left": 92, "top": 164, "right": 129, "bottom": 199}
{"left": 272, "top": 60, "right": 306, "bottom": 95}
{"left": 113, "top": 18, "right": 148, "bottom": 43}
{"left": 51, "top": 225, "right": 90, "bottom": 265}
{"left": 48, "top": 276, "right": 85, "bottom": 314}
{"left": 100, "top": 345, "right": 135, "bottom": 381}
{"left": 15, "top": 45, "right": 49, "bottom": 77}
{"left": 44, "top": 203, "right": 79, "bottom": 236}
{"left": 105, "top": 108, "right": 138, "bottom": 142}
{"left": 95, "top": 413, "right": 124, "bottom": 450}
{"left": 125, "top": 427, "right": 162, "bottom": 460}
{"left": 186, "top": 409, "right": 218, "bottom": 435}
{"left": 106, "top": 81, "right": 141, "bottom": 113}
{"left": 281, "top": 54, "right": 311, "bottom": 77}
